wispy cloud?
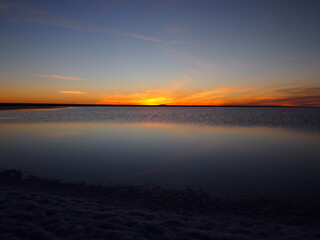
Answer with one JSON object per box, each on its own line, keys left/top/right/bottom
{"left": 97, "top": 29, "right": 175, "bottom": 43}
{"left": 175, "top": 88, "right": 242, "bottom": 102}
{"left": 35, "top": 74, "right": 86, "bottom": 80}
{"left": 238, "top": 95, "right": 320, "bottom": 106}
{"left": 59, "top": 91, "right": 85, "bottom": 94}
{"left": 232, "top": 84, "right": 320, "bottom": 106}
{"left": 97, "top": 82, "right": 320, "bottom": 106}
{"left": 276, "top": 86, "right": 320, "bottom": 96}
{"left": 97, "top": 89, "right": 175, "bottom": 105}
{"left": 97, "top": 85, "right": 252, "bottom": 106}
{"left": 0, "top": 1, "right": 176, "bottom": 43}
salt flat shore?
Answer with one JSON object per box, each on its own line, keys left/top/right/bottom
{"left": 1, "top": 170, "right": 320, "bottom": 240}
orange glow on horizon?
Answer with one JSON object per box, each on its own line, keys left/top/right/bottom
{"left": 0, "top": 85, "right": 319, "bottom": 107}
{"left": 59, "top": 91, "right": 86, "bottom": 94}
{"left": 135, "top": 96, "right": 174, "bottom": 105}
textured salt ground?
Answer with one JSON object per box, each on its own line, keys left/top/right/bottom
{"left": 1, "top": 171, "right": 320, "bottom": 240}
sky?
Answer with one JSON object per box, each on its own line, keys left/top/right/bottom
{"left": 0, "top": 0, "right": 320, "bottom": 106}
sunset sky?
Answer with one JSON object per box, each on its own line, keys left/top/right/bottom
{"left": 0, "top": 0, "right": 320, "bottom": 106}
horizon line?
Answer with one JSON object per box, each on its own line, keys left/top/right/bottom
{"left": 0, "top": 103, "right": 319, "bottom": 108}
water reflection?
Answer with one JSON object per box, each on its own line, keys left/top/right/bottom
{"left": 45, "top": 131, "right": 80, "bottom": 138}
{"left": 1, "top": 107, "right": 319, "bottom": 132}
{"left": 1, "top": 121, "right": 320, "bottom": 199}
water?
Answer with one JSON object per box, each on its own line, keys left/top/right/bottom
{"left": 1, "top": 107, "right": 320, "bottom": 199}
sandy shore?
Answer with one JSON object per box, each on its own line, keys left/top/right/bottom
{"left": 1, "top": 170, "right": 320, "bottom": 240}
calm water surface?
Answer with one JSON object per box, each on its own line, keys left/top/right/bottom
{"left": 1, "top": 107, "right": 320, "bottom": 199}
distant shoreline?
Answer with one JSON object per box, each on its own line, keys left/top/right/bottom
{"left": 0, "top": 103, "right": 318, "bottom": 110}
{"left": 0, "top": 105, "right": 70, "bottom": 111}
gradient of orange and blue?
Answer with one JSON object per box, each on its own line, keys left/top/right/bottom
{"left": 0, "top": 0, "right": 320, "bottom": 106}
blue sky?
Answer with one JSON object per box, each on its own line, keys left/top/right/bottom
{"left": 0, "top": 0, "right": 320, "bottom": 105}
